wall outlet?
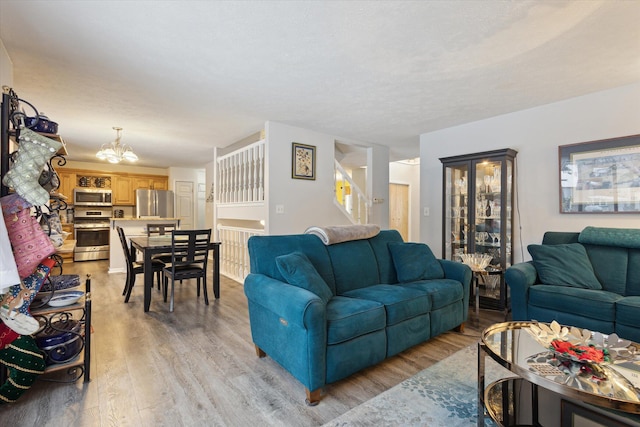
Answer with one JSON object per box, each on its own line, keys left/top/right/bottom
{"left": 275, "top": 204, "right": 285, "bottom": 214}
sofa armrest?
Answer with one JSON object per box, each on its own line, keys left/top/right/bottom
{"left": 439, "top": 259, "right": 472, "bottom": 319}
{"left": 244, "top": 273, "right": 325, "bottom": 329}
{"left": 244, "top": 273, "right": 328, "bottom": 393}
{"left": 505, "top": 261, "right": 538, "bottom": 321}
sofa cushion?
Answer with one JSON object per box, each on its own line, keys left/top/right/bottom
{"left": 401, "top": 279, "right": 464, "bottom": 310}
{"left": 368, "top": 230, "right": 404, "bottom": 284}
{"left": 528, "top": 243, "right": 602, "bottom": 289}
{"left": 579, "top": 226, "right": 640, "bottom": 249}
{"left": 326, "top": 296, "right": 386, "bottom": 345}
{"left": 615, "top": 297, "right": 640, "bottom": 342}
{"left": 528, "top": 285, "right": 621, "bottom": 322}
{"left": 327, "top": 240, "right": 380, "bottom": 293}
{"left": 583, "top": 245, "right": 628, "bottom": 294}
{"left": 388, "top": 242, "right": 444, "bottom": 282}
{"left": 615, "top": 297, "right": 640, "bottom": 328}
{"left": 275, "top": 252, "right": 333, "bottom": 303}
{"left": 342, "top": 284, "right": 431, "bottom": 326}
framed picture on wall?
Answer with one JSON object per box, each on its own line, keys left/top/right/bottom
{"left": 559, "top": 134, "right": 640, "bottom": 213}
{"left": 292, "top": 142, "right": 316, "bottom": 180}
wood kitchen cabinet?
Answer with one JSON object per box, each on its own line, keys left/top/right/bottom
{"left": 57, "top": 170, "right": 76, "bottom": 200}
{"left": 54, "top": 168, "right": 168, "bottom": 206}
{"left": 133, "top": 176, "right": 168, "bottom": 190}
{"left": 113, "top": 176, "right": 134, "bottom": 205}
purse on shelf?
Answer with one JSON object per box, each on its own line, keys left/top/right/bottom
{"left": 1, "top": 204, "right": 56, "bottom": 279}
{"left": 39, "top": 211, "right": 66, "bottom": 247}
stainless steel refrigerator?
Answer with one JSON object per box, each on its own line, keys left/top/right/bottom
{"left": 135, "top": 189, "right": 175, "bottom": 218}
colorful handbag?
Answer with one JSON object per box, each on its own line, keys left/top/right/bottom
{"left": 1, "top": 207, "right": 55, "bottom": 279}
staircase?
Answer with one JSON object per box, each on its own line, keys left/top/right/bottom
{"left": 334, "top": 159, "right": 370, "bottom": 224}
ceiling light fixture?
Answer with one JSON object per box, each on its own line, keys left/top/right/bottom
{"left": 96, "top": 126, "right": 138, "bottom": 163}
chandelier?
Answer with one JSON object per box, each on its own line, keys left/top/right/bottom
{"left": 96, "top": 127, "right": 138, "bottom": 163}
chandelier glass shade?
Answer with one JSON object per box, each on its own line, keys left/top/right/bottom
{"left": 96, "top": 127, "right": 138, "bottom": 163}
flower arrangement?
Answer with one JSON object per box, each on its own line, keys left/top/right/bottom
{"left": 550, "top": 339, "right": 610, "bottom": 364}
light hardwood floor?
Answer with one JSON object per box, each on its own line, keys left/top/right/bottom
{"left": 1, "top": 260, "right": 505, "bottom": 426}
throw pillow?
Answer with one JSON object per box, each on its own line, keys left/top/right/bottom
{"left": 388, "top": 242, "right": 445, "bottom": 283}
{"left": 275, "top": 252, "right": 333, "bottom": 303}
{"left": 527, "top": 243, "right": 602, "bottom": 289}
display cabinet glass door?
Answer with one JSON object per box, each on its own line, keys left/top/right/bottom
{"left": 443, "top": 164, "right": 469, "bottom": 262}
{"left": 441, "top": 149, "right": 517, "bottom": 312}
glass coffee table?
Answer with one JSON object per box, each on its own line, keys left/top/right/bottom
{"left": 478, "top": 321, "right": 640, "bottom": 426}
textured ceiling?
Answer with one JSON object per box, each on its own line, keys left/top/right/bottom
{"left": 1, "top": 1, "right": 639, "bottom": 168}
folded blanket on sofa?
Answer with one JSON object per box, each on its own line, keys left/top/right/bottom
{"left": 305, "top": 224, "right": 380, "bottom": 245}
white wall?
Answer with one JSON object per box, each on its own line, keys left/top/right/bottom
{"left": 390, "top": 161, "right": 420, "bottom": 241}
{"left": 0, "top": 39, "right": 12, "bottom": 89}
{"left": 420, "top": 82, "right": 640, "bottom": 263}
{"left": 266, "top": 121, "right": 354, "bottom": 234}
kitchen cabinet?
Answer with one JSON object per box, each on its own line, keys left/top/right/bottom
{"left": 440, "top": 148, "right": 517, "bottom": 312}
{"left": 150, "top": 178, "right": 168, "bottom": 190}
{"left": 51, "top": 168, "right": 169, "bottom": 206}
{"left": 133, "top": 175, "right": 168, "bottom": 190}
{"left": 57, "top": 170, "right": 76, "bottom": 200}
{"left": 113, "top": 176, "right": 134, "bottom": 205}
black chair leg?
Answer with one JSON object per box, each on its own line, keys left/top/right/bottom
{"left": 124, "top": 276, "right": 136, "bottom": 303}
{"left": 203, "top": 276, "right": 209, "bottom": 305}
{"left": 169, "top": 278, "right": 176, "bottom": 312}
{"left": 163, "top": 276, "right": 168, "bottom": 302}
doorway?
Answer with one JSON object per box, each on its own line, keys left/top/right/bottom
{"left": 389, "top": 183, "right": 409, "bottom": 241}
{"left": 175, "top": 180, "right": 194, "bottom": 229}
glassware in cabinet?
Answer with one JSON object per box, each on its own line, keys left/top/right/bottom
{"left": 441, "top": 149, "right": 517, "bottom": 312}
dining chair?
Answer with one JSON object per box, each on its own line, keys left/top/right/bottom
{"left": 147, "top": 223, "right": 178, "bottom": 288}
{"left": 162, "top": 229, "right": 212, "bottom": 312}
{"left": 117, "top": 226, "right": 164, "bottom": 303}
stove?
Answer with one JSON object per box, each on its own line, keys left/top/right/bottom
{"left": 73, "top": 207, "right": 111, "bottom": 261}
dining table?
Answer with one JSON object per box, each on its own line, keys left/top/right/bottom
{"left": 129, "top": 236, "right": 222, "bottom": 312}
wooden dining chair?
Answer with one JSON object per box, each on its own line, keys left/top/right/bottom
{"left": 162, "top": 229, "right": 212, "bottom": 312}
{"left": 117, "top": 226, "right": 164, "bottom": 303}
{"left": 147, "top": 223, "right": 178, "bottom": 288}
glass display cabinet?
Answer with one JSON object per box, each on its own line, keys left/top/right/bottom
{"left": 440, "top": 148, "right": 517, "bottom": 311}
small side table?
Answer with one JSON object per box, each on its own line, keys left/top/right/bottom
{"left": 471, "top": 267, "right": 505, "bottom": 318}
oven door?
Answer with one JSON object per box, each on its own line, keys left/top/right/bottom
{"left": 74, "top": 227, "right": 110, "bottom": 261}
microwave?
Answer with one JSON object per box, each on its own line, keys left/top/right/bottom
{"left": 73, "top": 188, "right": 112, "bottom": 206}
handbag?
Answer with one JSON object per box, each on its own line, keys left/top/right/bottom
{"left": 2, "top": 207, "right": 56, "bottom": 279}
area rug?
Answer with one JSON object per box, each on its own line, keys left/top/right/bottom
{"left": 324, "top": 344, "right": 513, "bottom": 426}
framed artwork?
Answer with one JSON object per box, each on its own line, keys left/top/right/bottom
{"left": 559, "top": 134, "right": 640, "bottom": 213}
{"left": 561, "top": 400, "right": 633, "bottom": 427}
{"left": 292, "top": 142, "right": 316, "bottom": 180}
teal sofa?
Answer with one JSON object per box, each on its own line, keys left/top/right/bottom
{"left": 244, "top": 230, "right": 471, "bottom": 405}
{"left": 505, "top": 226, "right": 640, "bottom": 342}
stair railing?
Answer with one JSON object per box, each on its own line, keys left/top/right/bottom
{"left": 334, "top": 159, "right": 370, "bottom": 224}
{"left": 217, "top": 139, "right": 265, "bottom": 205}
{"left": 217, "top": 225, "right": 265, "bottom": 282}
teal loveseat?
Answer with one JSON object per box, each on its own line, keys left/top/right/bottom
{"left": 505, "top": 226, "right": 640, "bottom": 342}
{"left": 244, "top": 230, "right": 471, "bottom": 405}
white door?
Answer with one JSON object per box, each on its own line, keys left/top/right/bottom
{"left": 389, "top": 183, "right": 409, "bottom": 241}
{"left": 175, "top": 180, "right": 194, "bottom": 229}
